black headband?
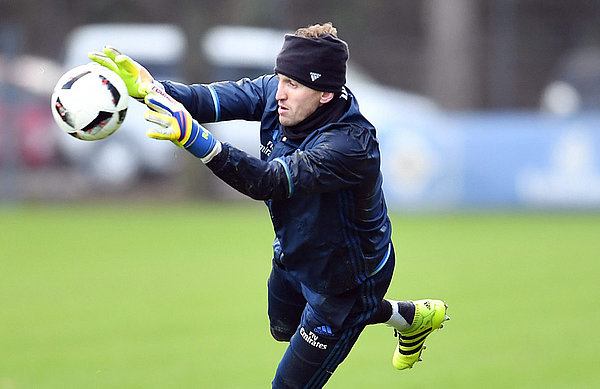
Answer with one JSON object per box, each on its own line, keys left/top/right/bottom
{"left": 274, "top": 33, "right": 348, "bottom": 92}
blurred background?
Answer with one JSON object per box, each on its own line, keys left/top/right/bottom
{"left": 1, "top": 0, "right": 599, "bottom": 209}
{"left": 2, "top": 2, "right": 600, "bottom": 389}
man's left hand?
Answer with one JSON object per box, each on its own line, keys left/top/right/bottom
{"left": 143, "top": 84, "right": 221, "bottom": 161}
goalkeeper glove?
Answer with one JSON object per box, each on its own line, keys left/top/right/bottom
{"left": 88, "top": 46, "right": 155, "bottom": 101}
{"left": 143, "top": 84, "right": 221, "bottom": 162}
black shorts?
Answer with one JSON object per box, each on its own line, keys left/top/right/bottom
{"left": 267, "top": 246, "right": 395, "bottom": 388}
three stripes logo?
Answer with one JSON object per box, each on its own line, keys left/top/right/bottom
{"left": 310, "top": 72, "right": 322, "bottom": 82}
{"left": 313, "top": 325, "right": 333, "bottom": 336}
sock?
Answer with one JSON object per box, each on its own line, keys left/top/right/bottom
{"left": 397, "top": 301, "right": 416, "bottom": 325}
{"left": 367, "top": 299, "right": 394, "bottom": 325}
{"left": 384, "top": 299, "right": 415, "bottom": 330}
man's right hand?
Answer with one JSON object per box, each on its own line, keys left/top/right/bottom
{"left": 143, "top": 84, "right": 221, "bottom": 161}
{"left": 88, "top": 46, "right": 155, "bottom": 101}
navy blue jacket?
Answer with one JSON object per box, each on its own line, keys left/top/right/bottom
{"left": 163, "top": 75, "right": 392, "bottom": 294}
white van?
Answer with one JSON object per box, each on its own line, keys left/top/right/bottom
{"left": 58, "top": 23, "right": 187, "bottom": 186}
{"left": 199, "top": 26, "right": 445, "bottom": 201}
{"left": 200, "top": 26, "right": 439, "bottom": 157}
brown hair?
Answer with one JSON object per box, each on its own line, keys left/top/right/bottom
{"left": 295, "top": 22, "right": 338, "bottom": 38}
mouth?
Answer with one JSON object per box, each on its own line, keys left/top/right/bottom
{"left": 278, "top": 105, "right": 288, "bottom": 115}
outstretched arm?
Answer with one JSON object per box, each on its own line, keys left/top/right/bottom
{"left": 161, "top": 75, "right": 278, "bottom": 124}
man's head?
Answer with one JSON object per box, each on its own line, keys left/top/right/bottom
{"left": 274, "top": 23, "right": 348, "bottom": 126}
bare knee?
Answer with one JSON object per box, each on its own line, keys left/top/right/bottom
{"left": 270, "top": 325, "right": 294, "bottom": 342}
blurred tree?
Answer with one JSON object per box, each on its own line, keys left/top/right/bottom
{"left": 3, "top": 0, "right": 600, "bottom": 109}
{"left": 424, "top": 0, "right": 481, "bottom": 110}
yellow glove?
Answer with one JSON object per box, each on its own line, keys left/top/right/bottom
{"left": 143, "top": 84, "right": 220, "bottom": 160}
{"left": 88, "top": 46, "right": 154, "bottom": 101}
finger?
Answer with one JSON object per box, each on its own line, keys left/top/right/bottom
{"left": 138, "top": 82, "right": 152, "bottom": 97}
{"left": 146, "top": 128, "right": 174, "bottom": 141}
{"left": 144, "top": 109, "right": 173, "bottom": 128}
{"left": 115, "top": 55, "right": 140, "bottom": 77}
{"left": 102, "top": 46, "right": 122, "bottom": 61}
{"left": 145, "top": 130, "right": 184, "bottom": 149}
{"left": 147, "top": 127, "right": 183, "bottom": 147}
{"left": 144, "top": 91, "right": 174, "bottom": 116}
{"left": 88, "top": 52, "right": 118, "bottom": 72}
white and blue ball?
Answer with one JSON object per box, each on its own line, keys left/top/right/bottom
{"left": 51, "top": 63, "right": 128, "bottom": 141}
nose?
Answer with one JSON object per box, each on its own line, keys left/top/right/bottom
{"left": 275, "top": 81, "right": 286, "bottom": 101}
{"left": 275, "top": 87, "right": 284, "bottom": 101}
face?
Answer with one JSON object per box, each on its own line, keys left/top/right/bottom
{"left": 275, "top": 74, "right": 333, "bottom": 127}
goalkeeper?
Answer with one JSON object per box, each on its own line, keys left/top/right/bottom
{"left": 90, "top": 22, "right": 448, "bottom": 389}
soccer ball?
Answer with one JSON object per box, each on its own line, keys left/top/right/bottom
{"left": 51, "top": 63, "right": 128, "bottom": 141}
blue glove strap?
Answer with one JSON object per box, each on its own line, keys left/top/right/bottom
{"left": 183, "top": 120, "right": 217, "bottom": 158}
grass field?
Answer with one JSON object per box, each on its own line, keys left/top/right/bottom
{"left": 1, "top": 202, "right": 599, "bottom": 388}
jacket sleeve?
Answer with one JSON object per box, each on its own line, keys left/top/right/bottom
{"left": 206, "top": 125, "right": 378, "bottom": 200}
{"left": 206, "top": 143, "right": 292, "bottom": 200}
{"left": 161, "top": 75, "right": 277, "bottom": 124}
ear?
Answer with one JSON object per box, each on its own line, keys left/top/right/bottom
{"left": 319, "top": 92, "right": 335, "bottom": 105}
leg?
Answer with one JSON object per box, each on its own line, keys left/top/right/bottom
{"left": 367, "top": 299, "right": 414, "bottom": 327}
{"left": 272, "top": 256, "right": 395, "bottom": 388}
{"left": 391, "top": 299, "right": 450, "bottom": 370}
{"left": 361, "top": 245, "right": 450, "bottom": 370}
{"left": 368, "top": 299, "right": 450, "bottom": 370}
{"left": 272, "top": 306, "right": 366, "bottom": 389}
{"left": 268, "top": 260, "right": 306, "bottom": 342}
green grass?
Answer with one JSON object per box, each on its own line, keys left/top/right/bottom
{"left": 1, "top": 203, "right": 599, "bottom": 388}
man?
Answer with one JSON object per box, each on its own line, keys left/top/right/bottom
{"left": 90, "top": 22, "right": 449, "bottom": 388}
